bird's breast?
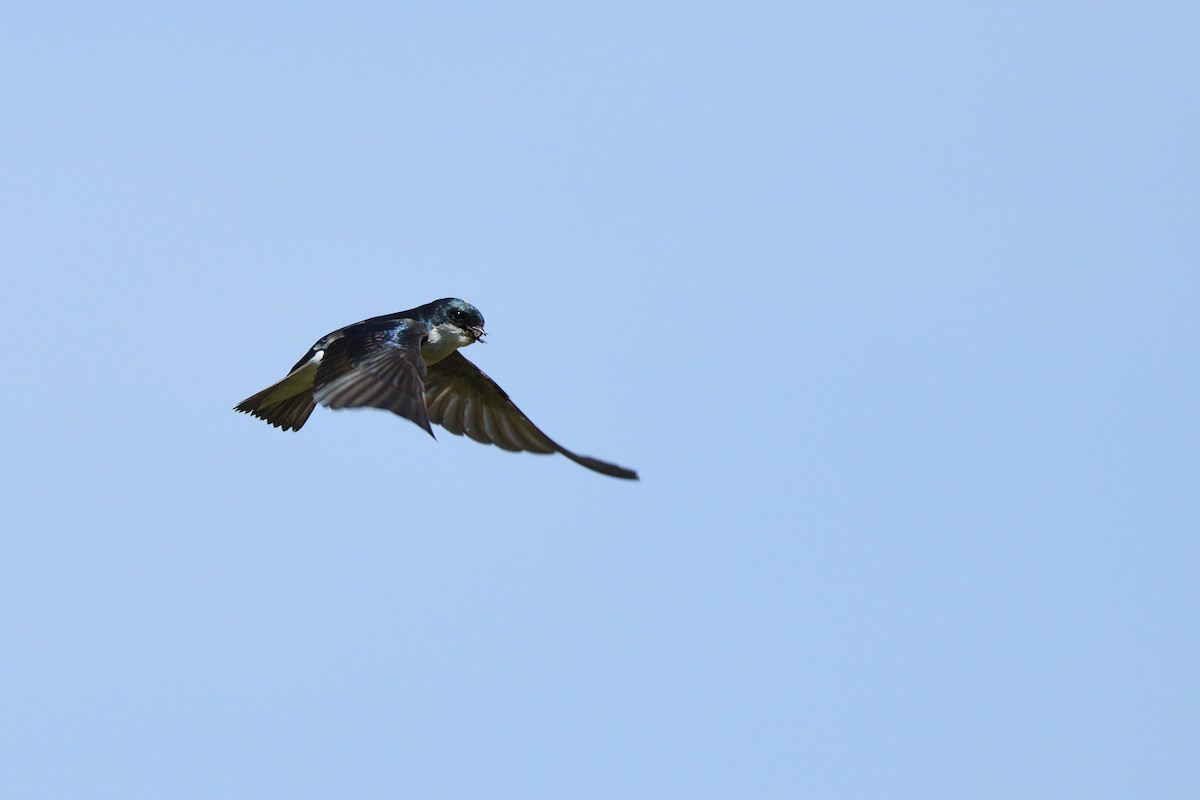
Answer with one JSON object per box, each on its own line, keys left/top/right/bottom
{"left": 420, "top": 322, "right": 475, "bottom": 364}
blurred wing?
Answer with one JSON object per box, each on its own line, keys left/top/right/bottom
{"left": 312, "top": 322, "right": 433, "bottom": 435}
{"left": 424, "top": 351, "right": 638, "bottom": 479}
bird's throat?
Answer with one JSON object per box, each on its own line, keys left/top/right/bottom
{"left": 421, "top": 322, "right": 475, "bottom": 365}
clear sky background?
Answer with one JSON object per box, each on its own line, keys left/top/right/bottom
{"left": 2, "top": 3, "right": 1197, "bottom": 798}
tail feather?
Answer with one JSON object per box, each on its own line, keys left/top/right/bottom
{"left": 234, "top": 364, "right": 317, "bottom": 431}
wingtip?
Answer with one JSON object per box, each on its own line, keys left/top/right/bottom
{"left": 563, "top": 451, "right": 640, "bottom": 480}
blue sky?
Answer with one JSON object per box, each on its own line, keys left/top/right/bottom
{"left": 2, "top": 3, "right": 1197, "bottom": 797}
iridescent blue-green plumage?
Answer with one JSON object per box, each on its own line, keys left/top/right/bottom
{"left": 235, "top": 298, "right": 638, "bottom": 480}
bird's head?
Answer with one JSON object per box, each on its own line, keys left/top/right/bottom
{"left": 436, "top": 298, "right": 486, "bottom": 343}
{"left": 419, "top": 298, "right": 487, "bottom": 363}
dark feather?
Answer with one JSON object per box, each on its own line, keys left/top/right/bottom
{"left": 233, "top": 363, "right": 318, "bottom": 431}
{"left": 424, "top": 352, "right": 639, "bottom": 480}
{"left": 312, "top": 323, "right": 433, "bottom": 436}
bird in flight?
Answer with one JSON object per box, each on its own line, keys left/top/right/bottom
{"left": 234, "top": 298, "right": 638, "bottom": 480}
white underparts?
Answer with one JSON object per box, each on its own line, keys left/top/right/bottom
{"left": 422, "top": 323, "right": 475, "bottom": 364}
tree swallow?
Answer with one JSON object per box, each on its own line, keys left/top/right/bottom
{"left": 234, "top": 298, "right": 638, "bottom": 480}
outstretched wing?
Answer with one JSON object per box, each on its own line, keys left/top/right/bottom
{"left": 423, "top": 351, "right": 638, "bottom": 480}
{"left": 311, "top": 321, "right": 434, "bottom": 435}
